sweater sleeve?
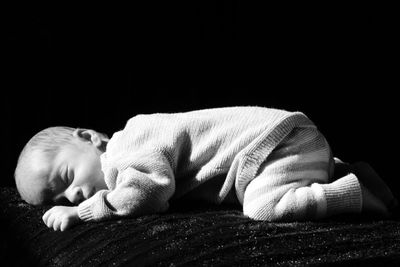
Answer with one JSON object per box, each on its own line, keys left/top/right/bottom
{"left": 77, "top": 154, "right": 175, "bottom": 222}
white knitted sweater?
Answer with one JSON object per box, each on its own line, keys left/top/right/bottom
{"left": 77, "top": 106, "right": 361, "bottom": 221}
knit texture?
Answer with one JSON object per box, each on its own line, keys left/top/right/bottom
{"left": 241, "top": 127, "right": 361, "bottom": 221}
{"left": 242, "top": 127, "right": 330, "bottom": 221}
{"left": 320, "top": 173, "right": 363, "bottom": 215}
{"left": 77, "top": 106, "right": 361, "bottom": 222}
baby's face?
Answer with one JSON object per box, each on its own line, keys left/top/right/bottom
{"left": 37, "top": 138, "right": 108, "bottom": 205}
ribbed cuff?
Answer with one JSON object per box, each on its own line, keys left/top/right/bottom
{"left": 78, "top": 198, "right": 95, "bottom": 222}
{"left": 78, "top": 190, "right": 108, "bottom": 222}
{"left": 78, "top": 204, "right": 93, "bottom": 221}
{"left": 319, "top": 173, "right": 362, "bottom": 216}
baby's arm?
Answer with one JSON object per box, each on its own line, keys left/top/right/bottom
{"left": 42, "top": 153, "right": 175, "bottom": 231}
{"left": 78, "top": 153, "right": 175, "bottom": 222}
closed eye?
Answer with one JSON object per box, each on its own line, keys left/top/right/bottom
{"left": 65, "top": 166, "right": 73, "bottom": 185}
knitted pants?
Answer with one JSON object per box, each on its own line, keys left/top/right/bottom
{"left": 242, "top": 126, "right": 355, "bottom": 221}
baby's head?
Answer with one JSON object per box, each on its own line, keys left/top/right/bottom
{"left": 15, "top": 127, "right": 109, "bottom": 206}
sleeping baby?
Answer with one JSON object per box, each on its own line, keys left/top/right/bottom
{"left": 14, "top": 106, "right": 397, "bottom": 231}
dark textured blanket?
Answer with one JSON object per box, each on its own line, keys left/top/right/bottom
{"left": 1, "top": 187, "right": 400, "bottom": 266}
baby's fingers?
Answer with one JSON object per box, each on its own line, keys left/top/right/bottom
{"left": 42, "top": 209, "right": 51, "bottom": 224}
{"left": 53, "top": 218, "right": 62, "bottom": 231}
{"left": 47, "top": 215, "right": 56, "bottom": 229}
{"left": 43, "top": 211, "right": 56, "bottom": 229}
{"left": 61, "top": 216, "right": 79, "bottom": 231}
{"left": 60, "top": 217, "right": 73, "bottom": 232}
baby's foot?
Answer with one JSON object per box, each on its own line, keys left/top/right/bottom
{"left": 359, "top": 182, "right": 390, "bottom": 218}
{"left": 351, "top": 162, "right": 398, "bottom": 211}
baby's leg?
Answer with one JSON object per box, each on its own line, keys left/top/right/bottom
{"left": 241, "top": 127, "right": 362, "bottom": 222}
{"left": 331, "top": 158, "right": 397, "bottom": 215}
{"left": 242, "top": 157, "right": 362, "bottom": 221}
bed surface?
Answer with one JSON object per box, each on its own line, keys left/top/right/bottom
{"left": 1, "top": 186, "right": 400, "bottom": 266}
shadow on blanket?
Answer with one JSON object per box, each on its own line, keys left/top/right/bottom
{"left": 1, "top": 186, "right": 400, "bottom": 266}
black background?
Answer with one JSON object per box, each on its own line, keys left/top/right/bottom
{"left": 3, "top": 3, "right": 398, "bottom": 198}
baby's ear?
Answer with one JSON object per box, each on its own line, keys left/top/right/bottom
{"left": 97, "top": 132, "right": 109, "bottom": 151}
{"left": 97, "top": 132, "right": 109, "bottom": 141}
{"left": 73, "top": 128, "right": 104, "bottom": 148}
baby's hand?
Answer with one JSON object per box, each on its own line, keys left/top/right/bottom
{"left": 42, "top": 206, "right": 81, "bottom": 231}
